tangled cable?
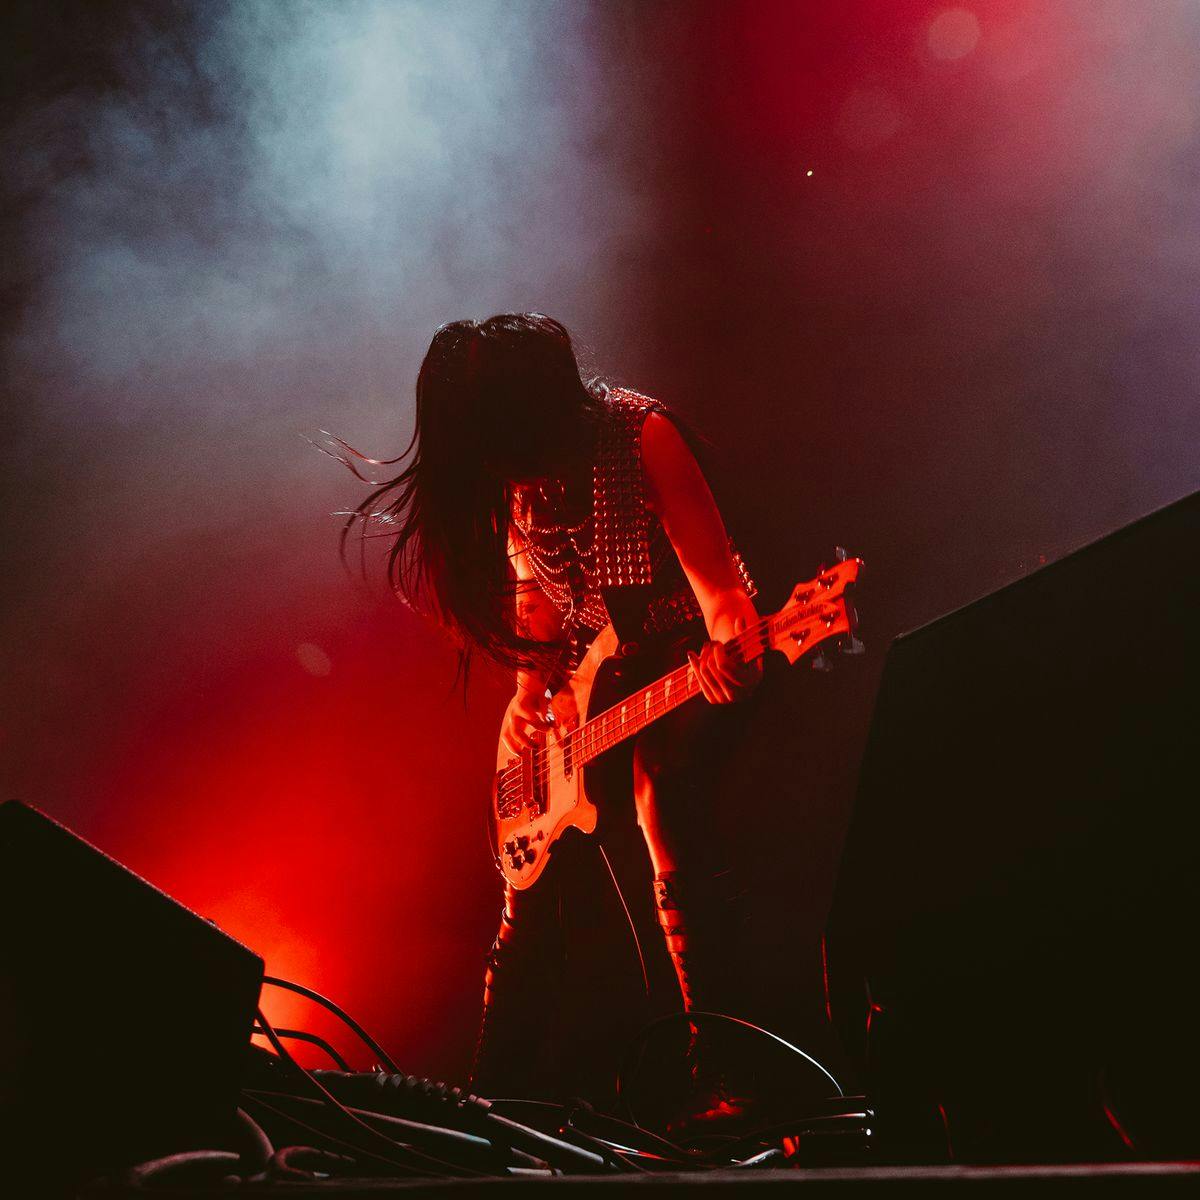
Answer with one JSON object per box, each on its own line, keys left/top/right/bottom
{"left": 102, "top": 973, "right": 864, "bottom": 1188}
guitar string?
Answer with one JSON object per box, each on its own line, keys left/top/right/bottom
{"left": 495, "top": 576, "right": 853, "bottom": 799}
{"left": 496, "top": 667, "right": 699, "bottom": 805}
{"left": 509, "top": 591, "right": 846, "bottom": 774}
{"left": 496, "top": 603, "right": 846, "bottom": 795}
{"left": 495, "top": 603, "right": 849, "bottom": 802}
{"left": 494, "top": 671, "right": 752, "bottom": 817}
{"left": 496, "top": 615, "right": 773, "bottom": 792}
{"left": 494, "top": 671, "right": 701, "bottom": 810}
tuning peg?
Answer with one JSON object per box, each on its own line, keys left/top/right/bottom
{"left": 810, "top": 648, "right": 834, "bottom": 672}
{"left": 843, "top": 634, "right": 866, "bottom": 656}
{"left": 835, "top": 546, "right": 849, "bottom": 562}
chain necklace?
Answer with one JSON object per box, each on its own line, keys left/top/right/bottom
{"left": 511, "top": 479, "right": 590, "bottom": 535}
{"left": 511, "top": 477, "right": 601, "bottom": 630}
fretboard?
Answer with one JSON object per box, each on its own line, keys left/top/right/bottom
{"left": 572, "top": 633, "right": 762, "bottom": 767}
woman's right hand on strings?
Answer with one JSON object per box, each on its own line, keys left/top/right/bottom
{"left": 500, "top": 686, "right": 552, "bottom": 756}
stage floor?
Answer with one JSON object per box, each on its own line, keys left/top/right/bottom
{"left": 92, "top": 1160, "right": 1200, "bottom": 1197}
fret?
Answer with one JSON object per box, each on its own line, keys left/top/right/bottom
{"left": 575, "top": 664, "right": 700, "bottom": 768}
{"left": 565, "top": 609, "right": 787, "bottom": 770}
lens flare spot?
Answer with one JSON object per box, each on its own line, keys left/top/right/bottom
{"left": 296, "top": 642, "right": 332, "bottom": 677}
{"left": 928, "top": 8, "right": 981, "bottom": 61}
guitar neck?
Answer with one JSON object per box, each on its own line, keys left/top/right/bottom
{"left": 574, "top": 632, "right": 762, "bottom": 768}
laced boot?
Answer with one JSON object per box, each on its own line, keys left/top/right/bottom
{"left": 652, "top": 867, "right": 756, "bottom": 1135}
{"left": 469, "top": 888, "right": 552, "bottom": 1099}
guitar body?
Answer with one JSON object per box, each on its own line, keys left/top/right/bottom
{"left": 491, "top": 556, "right": 864, "bottom": 891}
{"left": 492, "top": 624, "right": 619, "bottom": 890}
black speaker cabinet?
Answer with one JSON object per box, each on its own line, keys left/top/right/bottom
{"left": 0, "top": 800, "right": 263, "bottom": 1170}
{"left": 827, "top": 489, "right": 1200, "bottom": 1162}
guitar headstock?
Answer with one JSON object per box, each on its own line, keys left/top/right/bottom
{"left": 766, "top": 550, "right": 864, "bottom": 667}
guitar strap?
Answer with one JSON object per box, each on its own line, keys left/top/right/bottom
{"left": 597, "top": 583, "right": 657, "bottom": 648}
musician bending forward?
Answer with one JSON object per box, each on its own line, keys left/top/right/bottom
{"left": 342, "top": 313, "right": 761, "bottom": 1098}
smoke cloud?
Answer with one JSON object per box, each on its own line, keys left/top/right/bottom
{"left": 9, "top": 2, "right": 655, "bottom": 396}
{"left": 5, "top": 0, "right": 1200, "bottom": 1083}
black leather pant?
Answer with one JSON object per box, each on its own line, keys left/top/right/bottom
{"left": 471, "top": 625, "right": 757, "bottom": 1100}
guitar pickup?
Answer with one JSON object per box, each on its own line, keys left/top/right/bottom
{"left": 521, "top": 747, "right": 549, "bottom": 816}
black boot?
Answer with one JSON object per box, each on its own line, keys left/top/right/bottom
{"left": 652, "top": 867, "right": 751, "bottom": 1017}
{"left": 652, "top": 868, "right": 755, "bottom": 1133}
{"left": 470, "top": 885, "right": 560, "bottom": 1098}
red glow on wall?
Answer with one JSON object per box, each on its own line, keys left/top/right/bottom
{"left": 67, "top": 585, "right": 504, "bottom": 1079}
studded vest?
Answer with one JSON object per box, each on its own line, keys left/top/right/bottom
{"left": 510, "top": 387, "right": 755, "bottom": 650}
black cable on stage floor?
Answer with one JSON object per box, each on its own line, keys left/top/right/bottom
{"left": 255, "top": 975, "right": 616, "bottom": 1174}
{"left": 616, "top": 1009, "right": 846, "bottom": 1136}
{"left": 252, "top": 1024, "right": 351, "bottom": 1071}
{"left": 233, "top": 1105, "right": 275, "bottom": 1173}
{"left": 262, "top": 974, "right": 403, "bottom": 1074}
{"left": 254, "top": 1006, "right": 482, "bottom": 1177}
{"left": 315, "top": 1072, "right": 615, "bottom": 1174}
{"left": 480, "top": 1106, "right": 613, "bottom": 1173}
{"left": 124, "top": 1150, "right": 243, "bottom": 1188}
{"left": 253, "top": 976, "right": 838, "bottom": 1174}
{"left": 618, "top": 1010, "right": 844, "bottom": 1105}
{"left": 701, "top": 1105, "right": 875, "bottom": 1162}
{"left": 111, "top": 1105, "right": 275, "bottom": 1188}
{"left": 488, "top": 1097, "right": 699, "bottom": 1169}
{"left": 524, "top": 1100, "right": 651, "bottom": 1175}
{"left": 244, "top": 1088, "right": 544, "bottom": 1169}
{"left": 240, "top": 1091, "right": 427, "bottom": 1178}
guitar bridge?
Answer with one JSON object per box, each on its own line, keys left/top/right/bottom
{"left": 495, "top": 782, "right": 523, "bottom": 820}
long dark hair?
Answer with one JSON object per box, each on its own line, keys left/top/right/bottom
{"left": 332, "top": 313, "right": 609, "bottom": 674}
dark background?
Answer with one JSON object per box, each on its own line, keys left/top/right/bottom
{"left": 3, "top": 0, "right": 1198, "bottom": 1087}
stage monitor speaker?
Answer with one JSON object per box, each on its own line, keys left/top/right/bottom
{"left": 826, "top": 488, "right": 1200, "bottom": 1162}
{"left": 0, "top": 800, "right": 263, "bottom": 1171}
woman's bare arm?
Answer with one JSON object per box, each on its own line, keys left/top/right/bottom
{"left": 641, "top": 412, "right": 761, "bottom": 702}
{"left": 500, "top": 532, "right": 565, "bottom": 753}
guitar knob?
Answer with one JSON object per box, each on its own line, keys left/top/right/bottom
{"left": 516, "top": 835, "right": 530, "bottom": 850}
{"left": 525, "top": 848, "right": 537, "bottom": 864}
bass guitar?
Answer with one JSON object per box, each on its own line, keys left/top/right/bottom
{"left": 492, "top": 553, "right": 863, "bottom": 888}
